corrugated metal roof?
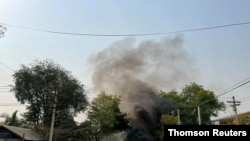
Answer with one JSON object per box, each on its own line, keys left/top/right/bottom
{"left": 1, "top": 125, "right": 47, "bottom": 141}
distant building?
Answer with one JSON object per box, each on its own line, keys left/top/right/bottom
{"left": 212, "top": 111, "right": 250, "bottom": 125}
{"left": 0, "top": 125, "right": 47, "bottom": 141}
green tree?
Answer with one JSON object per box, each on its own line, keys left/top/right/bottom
{"left": 73, "top": 120, "right": 97, "bottom": 141}
{"left": 87, "top": 92, "right": 130, "bottom": 141}
{"left": 160, "top": 82, "right": 225, "bottom": 125}
{"left": 53, "top": 109, "right": 77, "bottom": 141}
{"left": 4, "top": 110, "right": 21, "bottom": 126}
{"left": 239, "top": 115, "right": 250, "bottom": 125}
{"left": 0, "top": 25, "right": 7, "bottom": 38}
{"left": 160, "top": 114, "right": 178, "bottom": 125}
{"left": 11, "top": 59, "right": 88, "bottom": 130}
{"left": 2, "top": 111, "right": 33, "bottom": 128}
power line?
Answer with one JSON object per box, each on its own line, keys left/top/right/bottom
{"left": 1, "top": 79, "right": 250, "bottom": 108}
{"left": 0, "top": 87, "right": 11, "bottom": 89}
{"left": 0, "top": 85, "right": 12, "bottom": 89}
{"left": 0, "top": 62, "right": 15, "bottom": 72}
{"left": 0, "top": 103, "right": 26, "bottom": 106}
{"left": 199, "top": 77, "right": 250, "bottom": 106}
{"left": 1, "top": 21, "right": 250, "bottom": 37}
{"left": 216, "top": 81, "right": 250, "bottom": 99}
{"left": 197, "top": 78, "right": 249, "bottom": 125}
{"left": 217, "top": 77, "right": 250, "bottom": 95}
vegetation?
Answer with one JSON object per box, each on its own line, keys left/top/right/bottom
{"left": 239, "top": 115, "right": 250, "bottom": 125}
{"left": 160, "top": 82, "right": 225, "bottom": 125}
{"left": 7, "top": 59, "right": 228, "bottom": 141}
{"left": 4, "top": 110, "right": 21, "bottom": 126}
{"left": 0, "top": 25, "right": 6, "bottom": 38}
{"left": 75, "top": 92, "right": 130, "bottom": 141}
{"left": 11, "top": 59, "right": 88, "bottom": 140}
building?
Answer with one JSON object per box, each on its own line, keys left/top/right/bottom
{"left": 212, "top": 111, "right": 250, "bottom": 125}
{"left": 0, "top": 125, "right": 47, "bottom": 141}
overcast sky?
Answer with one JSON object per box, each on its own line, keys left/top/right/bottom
{"left": 0, "top": 0, "right": 250, "bottom": 122}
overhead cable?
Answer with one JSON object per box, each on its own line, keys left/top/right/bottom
{"left": 0, "top": 21, "right": 250, "bottom": 37}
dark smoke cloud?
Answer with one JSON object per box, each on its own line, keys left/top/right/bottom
{"left": 89, "top": 35, "right": 198, "bottom": 140}
{"left": 89, "top": 36, "right": 197, "bottom": 94}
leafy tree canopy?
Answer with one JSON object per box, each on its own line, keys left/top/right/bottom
{"left": 11, "top": 59, "right": 88, "bottom": 127}
{"left": 4, "top": 110, "right": 21, "bottom": 127}
{"left": 0, "top": 25, "right": 7, "bottom": 38}
{"left": 87, "top": 92, "right": 130, "bottom": 141}
{"left": 160, "top": 82, "right": 225, "bottom": 125}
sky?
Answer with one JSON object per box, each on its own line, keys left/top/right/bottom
{"left": 0, "top": 0, "right": 250, "bottom": 123}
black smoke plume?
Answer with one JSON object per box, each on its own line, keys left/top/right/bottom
{"left": 89, "top": 36, "right": 198, "bottom": 140}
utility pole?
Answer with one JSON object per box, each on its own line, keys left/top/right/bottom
{"left": 177, "top": 109, "right": 181, "bottom": 125}
{"left": 227, "top": 96, "right": 240, "bottom": 125}
{"left": 197, "top": 106, "right": 201, "bottom": 125}
{"left": 49, "top": 90, "right": 57, "bottom": 141}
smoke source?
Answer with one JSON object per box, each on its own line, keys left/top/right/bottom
{"left": 89, "top": 36, "right": 198, "bottom": 140}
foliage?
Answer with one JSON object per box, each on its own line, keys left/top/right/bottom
{"left": 85, "top": 92, "right": 130, "bottom": 141}
{"left": 11, "top": 59, "right": 88, "bottom": 129}
{"left": 239, "top": 115, "right": 250, "bottom": 125}
{"left": 160, "top": 114, "right": 178, "bottom": 125}
{"left": 4, "top": 110, "right": 21, "bottom": 126}
{"left": 73, "top": 120, "right": 98, "bottom": 141}
{"left": 160, "top": 82, "right": 225, "bottom": 125}
{"left": 2, "top": 111, "right": 33, "bottom": 128}
{"left": 0, "top": 25, "right": 7, "bottom": 38}
{"left": 53, "top": 109, "right": 77, "bottom": 141}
